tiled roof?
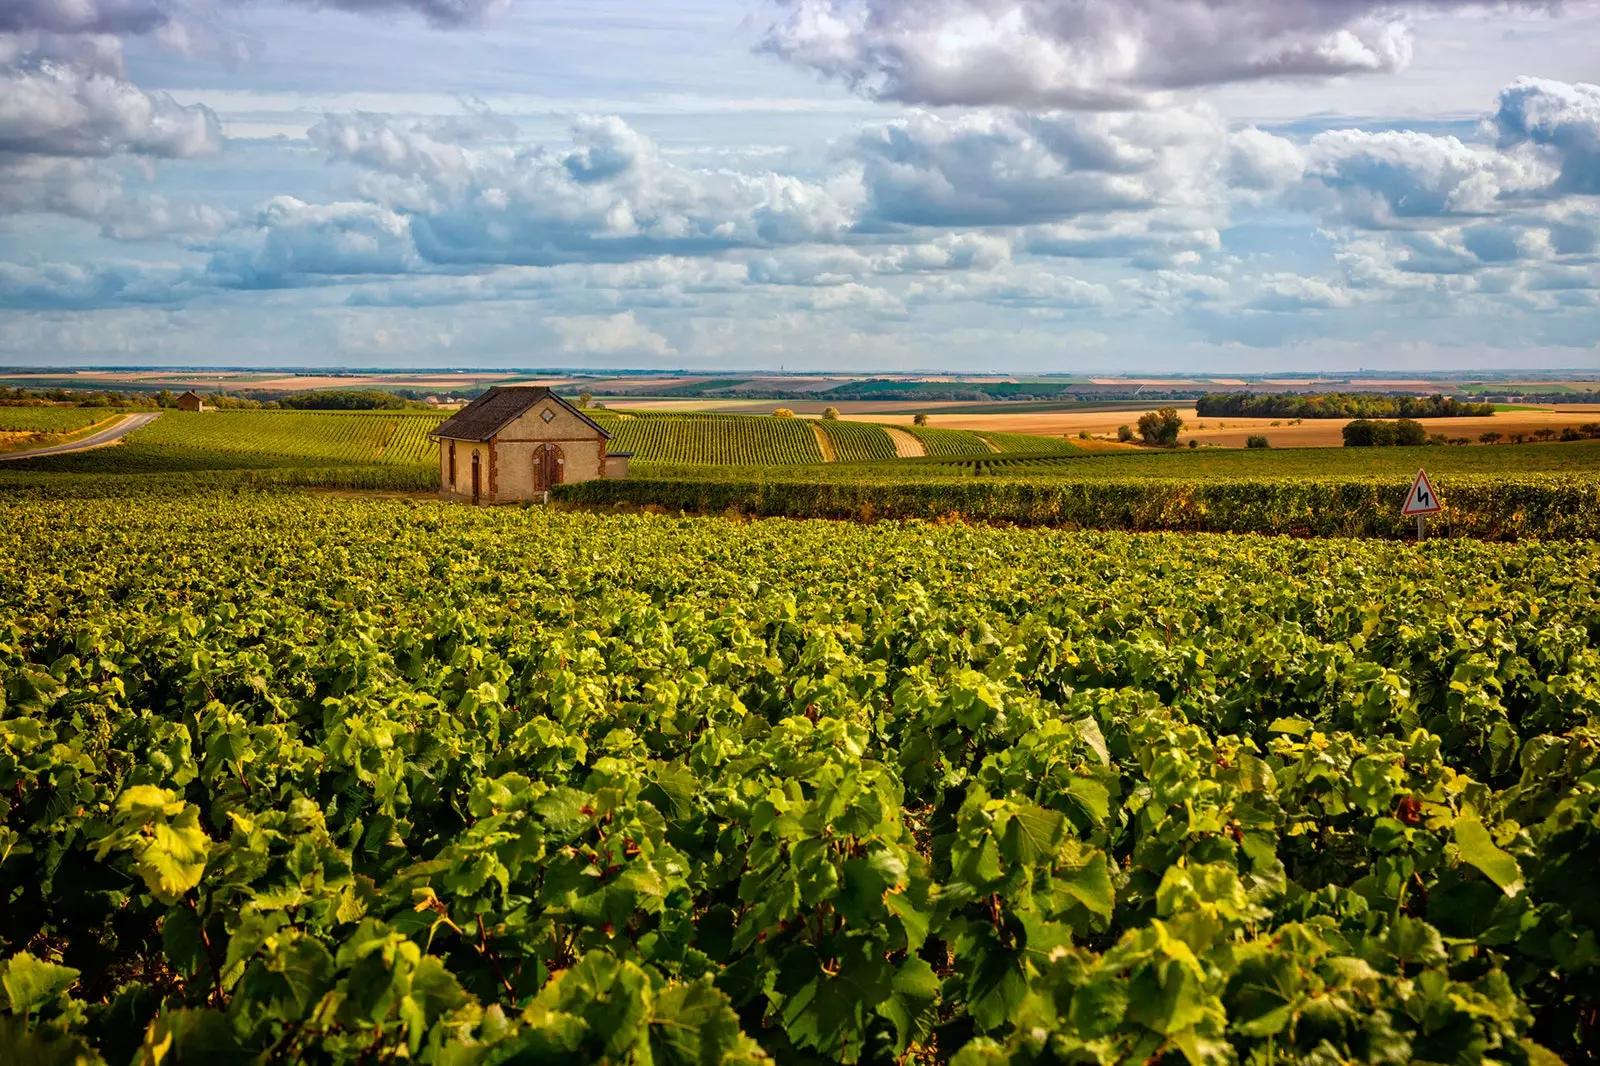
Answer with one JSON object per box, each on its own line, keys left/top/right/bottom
{"left": 431, "top": 386, "right": 611, "bottom": 442}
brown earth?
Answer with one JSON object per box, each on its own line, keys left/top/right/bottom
{"left": 842, "top": 405, "right": 1600, "bottom": 449}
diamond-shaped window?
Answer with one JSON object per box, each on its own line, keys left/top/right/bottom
{"left": 540, "top": 408, "right": 555, "bottom": 422}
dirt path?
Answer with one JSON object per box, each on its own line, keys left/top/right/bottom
{"left": 810, "top": 422, "right": 837, "bottom": 462}
{"left": 0, "top": 412, "right": 160, "bottom": 461}
{"left": 883, "top": 426, "right": 926, "bottom": 458}
{"left": 976, "top": 434, "right": 1002, "bottom": 453}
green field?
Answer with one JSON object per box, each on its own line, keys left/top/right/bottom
{"left": 901, "top": 424, "right": 995, "bottom": 457}
{"left": 133, "top": 410, "right": 447, "bottom": 465}
{"left": 633, "top": 437, "right": 1600, "bottom": 483}
{"left": 0, "top": 407, "right": 117, "bottom": 434}
{"left": 592, "top": 410, "right": 825, "bottom": 464}
{"left": 2, "top": 496, "right": 1595, "bottom": 1063}
{"left": 815, "top": 418, "right": 899, "bottom": 462}
{"left": 976, "top": 431, "right": 1085, "bottom": 455}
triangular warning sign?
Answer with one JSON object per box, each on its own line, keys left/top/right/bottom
{"left": 1402, "top": 468, "right": 1443, "bottom": 515}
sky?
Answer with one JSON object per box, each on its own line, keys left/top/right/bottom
{"left": 2, "top": 0, "right": 1599, "bottom": 372}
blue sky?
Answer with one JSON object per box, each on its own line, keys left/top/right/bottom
{"left": 2, "top": 0, "right": 1599, "bottom": 372}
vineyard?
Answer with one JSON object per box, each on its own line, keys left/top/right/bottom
{"left": 132, "top": 411, "right": 447, "bottom": 466}
{"left": 557, "top": 472, "right": 1600, "bottom": 539}
{"left": 902, "top": 425, "right": 996, "bottom": 457}
{"left": 0, "top": 407, "right": 115, "bottom": 435}
{"left": 0, "top": 497, "right": 1595, "bottom": 1064}
{"left": 976, "top": 432, "right": 1084, "bottom": 455}
{"left": 590, "top": 411, "right": 826, "bottom": 465}
{"left": 816, "top": 420, "right": 900, "bottom": 462}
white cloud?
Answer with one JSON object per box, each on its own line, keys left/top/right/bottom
{"left": 854, "top": 105, "right": 1227, "bottom": 228}
{"left": 1494, "top": 76, "right": 1600, "bottom": 195}
{"left": 758, "top": 0, "right": 1531, "bottom": 109}
{"left": 312, "top": 112, "right": 858, "bottom": 265}
{"left": 204, "top": 196, "right": 420, "bottom": 287}
{"left": 1292, "top": 127, "right": 1553, "bottom": 228}
{"left": 550, "top": 310, "right": 676, "bottom": 355}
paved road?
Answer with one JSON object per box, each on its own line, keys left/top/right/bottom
{"left": 0, "top": 411, "right": 162, "bottom": 461}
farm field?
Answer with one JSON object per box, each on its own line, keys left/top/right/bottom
{"left": 837, "top": 406, "right": 1600, "bottom": 449}
{"left": 2, "top": 496, "right": 1597, "bottom": 1063}
{"left": 0, "top": 407, "right": 118, "bottom": 452}
{"left": 118, "top": 410, "right": 449, "bottom": 465}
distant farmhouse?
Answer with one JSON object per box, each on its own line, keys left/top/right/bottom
{"left": 176, "top": 390, "right": 211, "bottom": 412}
{"left": 430, "top": 387, "right": 631, "bottom": 504}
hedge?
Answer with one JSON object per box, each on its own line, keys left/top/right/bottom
{"left": 553, "top": 474, "right": 1600, "bottom": 540}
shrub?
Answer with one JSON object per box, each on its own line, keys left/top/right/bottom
{"left": 1479, "top": 431, "right": 1503, "bottom": 444}
{"left": 1078, "top": 429, "right": 1092, "bottom": 440}
{"left": 1188, "top": 439, "right": 1199, "bottom": 449}
{"left": 1117, "top": 424, "right": 1134, "bottom": 442}
{"left": 1395, "top": 418, "right": 1428, "bottom": 446}
{"left": 1345, "top": 419, "right": 1429, "bottom": 447}
{"left": 1560, "top": 426, "right": 1582, "bottom": 442}
{"left": 1136, "top": 406, "right": 1184, "bottom": 447}
{"left": 772, "top": 408, "right": 796, "bottom": 419}
{"left": 578, "top": 392, "right": 593, "bottom": 408}
{"left": 821, "top": 407, "right": 840, "bottom": 420}
{"left": 1246, "top": 435, "right": 1270, "bottom": 449}
{"left": 913, "top": 413, "right": 929, "bottom": 426}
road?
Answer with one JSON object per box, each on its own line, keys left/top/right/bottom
{"left": 0, "top": 411, "right": 161, "bottom": 461}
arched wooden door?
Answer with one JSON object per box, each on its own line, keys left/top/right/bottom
{"left": 536, "top": 443, "right": 564, "bottom": 491}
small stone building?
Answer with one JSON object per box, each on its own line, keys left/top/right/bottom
{"left": 430, "top": 386, "right": 630, "bottom": 504}
{"left": 176, "top": 390, "right": 210, "bottom": 412}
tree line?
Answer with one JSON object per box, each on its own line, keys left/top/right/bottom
{"left": 1198, "top": 392, "right": 1495, "bottom": 419}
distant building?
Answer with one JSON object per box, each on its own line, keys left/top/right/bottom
{"left": 430, "top": 387, "right": 631, "bottom": 504}
{"left": 176, "top": 390, "right": 210, "bottom": 412}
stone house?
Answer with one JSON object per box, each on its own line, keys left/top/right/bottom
{"left": 430, "top": 386, "right": 630, "bottom": 504}
{"left": 176, "top": 390, "right": 210, "bottom": 412}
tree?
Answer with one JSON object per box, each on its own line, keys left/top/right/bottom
{"left": 1246, "top": 435, "right": 1269, "bottom": 449}
{"left": 1479, "top": 431, "right": 1503, "bottom": 444}
{"left": 821, "top": 407, "right": 840, "bottom": 420}
{"left": 1534, "top": 428, "right": 1557, "bottom": 442}
{"left": 1394, "top": 418, "right": 1427, "bottom": 446}
{"left": 773, "top": 408, "right": 796, "bottom": 419}
{"left": 1117, "top": 424, "right": 1133, "bottom": 442}
{"left": 1188, "top": 439, "right": 1199, "bottom": 449}
{"left": 1343, "top": 419, "right": 1397, "bottom": 447}
{"left": 1136, "top": 407, "right": 1183, "bottom": 447}
{"left": 1078, "top": 430, "right": 1092, "bottom": 440}
{"left": 578, "top": 392, "right": 593, "bottom": 408}
{"left": 913, "top": 413, "right": 928, "bottom": 426}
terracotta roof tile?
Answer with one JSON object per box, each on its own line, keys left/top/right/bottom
{"left": 431, "top": 386, "right": 611, "bottom": 442}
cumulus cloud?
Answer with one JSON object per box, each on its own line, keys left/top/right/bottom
{"left": 203, "top": 196, "right": 420, "bottom": 287}
{"left": 1494, "top": 77, "right": 1600, "bottom": 195}
{"left": 311, "top": 112, "right": 856, "bottom": 265}
{"left": 1293, "top": 128, "right": 1553, "bottom": 227}
{"left": 0, "top": 258, "right": 200, "bottom": 309}
{"left": 853, "top": 105, "right": 1226, "bottom": 229}
{"left": 1227, "top": 127, "right": 1307, "bottom": 195}
{"left": 0, "top": 0, "right": 171, "bottom": 36}
{"left": 551, "top": 310, "right": 676, "bottom": 356}
{"left": 761, "top": 0, "right": 1530, "bottom": 109}
{"left": 0, "top": 62, "right": 221, "bottom": 157}
{"left": 0, "top": 0, "right": 506, "bottom": 36}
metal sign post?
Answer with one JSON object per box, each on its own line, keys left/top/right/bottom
{"left": 1402, "top": 468, "right": 1443, "bottom": 541}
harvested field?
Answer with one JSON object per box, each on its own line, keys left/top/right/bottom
{"left": 840, "top": 405, "right": 1600, "bottom": 449}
